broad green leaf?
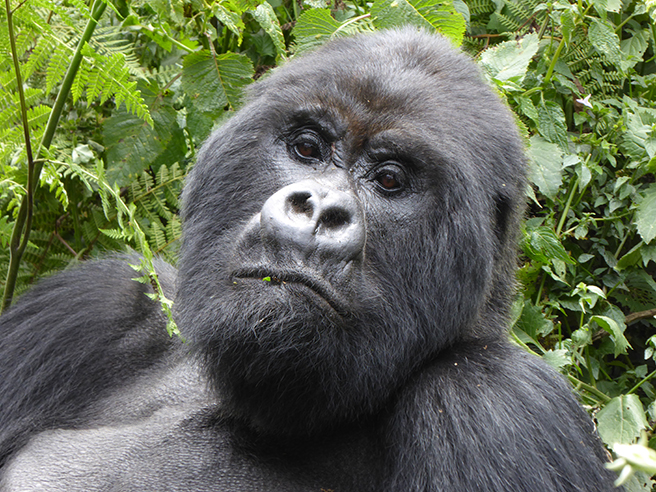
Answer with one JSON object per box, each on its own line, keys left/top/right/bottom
{"left": 597, "top": 395, "right": 648, "bottom": 446}
{"left": 621, "top": 30, "right": 649, "bottom": 68}
{"left": 642, "top": 243, "right": 656, "bottom": 267}
{"left": 589, "top": 18, "right": 623, "bottom": 67}
{"left": 636, "top": 184, "right": 656, "bottom": 244}
{"left": 522, "top": 223, "right": 575, "bottom": 265}
{"left": 181, "top": 50, "right": 254, "bottom": 113}
{"left": 212, "top": 4, "right": 246, "bottom": 43}
{"left": 526, "top": 135, "right": 563, "bottom": 199}
{"left": 251, "top": 3, "right": 286, "bottom": 59}
{"left": 293, "top": 8, "right": 342, "bottom": 39}
{"left": 537, "top": 101, "right": 569, "bottom": 151}
{"left": 371, "top": 0, "right": 466, "bottom": 45}
{"left": 617, "top": 243, "right": 643, "bottom": 270}
{"left": 514, "top": 299, "right": 553, "bottom": 339}
{"left": 542, "top": 349, "right": 570, "bottom": 370}
{"left": 620, "top": 112, "right": 653, "bottom": 161}
{"left": 559, "top": 8, "right": 576, "bottom": 45}
{"left": 292, "top": 9, "right": 342, "bottom": 53}
{"left": 104, "top": 82, "right": 186, "bottom": 187}
{"left": 590, "top": 315, "right": 631, "bottom": 356}
{"left": 478, "top": 33, "right": 538, "bottom": 83}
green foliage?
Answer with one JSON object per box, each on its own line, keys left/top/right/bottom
{"left": 3, "top": 0, "right": 654, "bottom": 485}
{"left": 474, "top": 0, "right": 656, "bottom": 487}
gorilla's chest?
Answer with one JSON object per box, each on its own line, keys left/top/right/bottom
{"left": 0, "top": 361, "right": 381, "bottom": 492}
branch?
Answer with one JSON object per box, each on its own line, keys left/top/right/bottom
{"left": 2, "top": 0, "right": 107, "bottom": 311}
{"left": 626, "top": 309, "right": 656, "bottom": 325}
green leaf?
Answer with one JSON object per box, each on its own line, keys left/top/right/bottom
{"left": 537, "top": 101, "right": 569, "bottom": 151}
{"left": 620, "top": 30, "right": 649, "bottom": 68}
{"left": 514, "top": 299, "right": 553, "bottom": 339}
{"left": 588, "top": 18, "right": 623, "bottom": 67}
{"left": 251, "top": 3, "right": 286, "bottom": 59}
{"left": 522, "top": 223, "right": 575, "bottom": 265}
{"left": 212, "top": 4, "right": 246, "bottom": 43}
{"left": 104, "top": 81, "right": 186, "bottom": 186}
{"left": 590, "top": 315, "right": 631, "bottom": 357}
{"left": 542, "top": 349, "right": 570, "bottom": 370}
{"left": 597, "top": 395, "right": 648, "bottom": 446}
{"left": 371, "top": 0, "right": 466, "bottom": 44}
{"left": 292, "top": 9, "right": 342, "bottom": 52}
{"left": 478, "top": 33, "right": 538, "bottom": 83}
{"left": 526, "top": 135, "right": 563, "bottom": 199}
{"left": 181, "top": 50, "right": 254, "bottom": 113}
{"left": 636, "top": 184, "right": 656, "bottom": 244}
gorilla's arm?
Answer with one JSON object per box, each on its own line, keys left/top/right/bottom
{"left": 385, "top": 340, "right": 616, "bottom": 492}
{"left": 0, "top": 258, "right": 175, "bottom": 467}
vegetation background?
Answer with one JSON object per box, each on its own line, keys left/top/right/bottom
{"left": 1, "top": 0, "right": 655, "bottom": 487}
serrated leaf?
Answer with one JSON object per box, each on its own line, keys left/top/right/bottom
{"left": 292, "top": 9, "right": 343, "bottom": 53}
{"left": 251, "top": 3, "right": 286, "bottom": 59}
{"left": 597, "top": 395, "right": 647, "bottom": 446}
{"left": 212, "top": 4, "right": 245, "bottom": 42}
{"left": 590, "top": 315, "right": 631, "bottom": 356}
{"left": 588, "top": 18, "right": 623, "bottom": 67}
{"left": 537, "top": 101, "right": 569, "bottom": 151}
{"left": 181, "top": 50, "right": 254, "bottom": 113}
{"left": 104, "top": 81, "right": 186, "bottom": 186}
{"left": 542, "top": 349, "right": 570, "bottom": 370}
{"left": 620, "top": 30, "right": 648, "bottom": 69}
{"left": 523, "top": 223, "right": 575, "bottom": 265}
{"left": 478, "top": 33, "right": 538, "bottom": 83}
{"left": 371, "top": 0, "right": 466, "bottom": 44}
{"left": 636, "top": 184, "right": 656, "bottom": 244}
{"left": 526, "top": 135, "right": 563, "bottom": 199}
{"left": 514, "top": 299, "right": 553, "bottom": 340}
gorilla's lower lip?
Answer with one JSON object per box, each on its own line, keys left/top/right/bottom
{"left": 232, "top": 267, "right": 348, "bottom": 316}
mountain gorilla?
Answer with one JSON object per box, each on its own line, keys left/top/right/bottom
{"left": 0, "top": 29, "right": 618, "bottom": 491}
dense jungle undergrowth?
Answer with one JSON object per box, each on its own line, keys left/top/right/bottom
{"left": 1, "top": 0, "right": 656, "bottom": 488}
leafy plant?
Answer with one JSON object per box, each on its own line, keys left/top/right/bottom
{"left": 475, "top": 1, "right": 656, "bottom": 488}
{"left": 3, "top": 0, "right": 654, "bottom": 487}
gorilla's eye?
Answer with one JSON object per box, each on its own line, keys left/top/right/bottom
{"left": 295, "top": 142, "right": 320, "bottom": 159}
{"left": 372, "top": 165, "right": 406, "bottom": 193}
{"left": 377, "top": 172, "right": 400, "bottom": 190}
{"left": 289, "top": 131, "right": 326, "bottom": 162}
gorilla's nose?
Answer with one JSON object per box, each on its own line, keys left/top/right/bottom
{"left": 260, "top": 180, "right": 365, "bottom": 262}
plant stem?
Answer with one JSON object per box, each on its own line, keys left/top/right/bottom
{"left": 543, "top": 36, "right": 566, "bottom": 85}
{"left": 567, "top": 375, "right": 611, "bottom": 404}
{"left": 627, "top": 369, "right": 656, "bottom": 395}
{"left": 556, "top": 175, "right": 579, "bottom": 236}
{"left": 4, "top": 0, "right": 36, "bottom": 311}
{"left": 2, "top": 0, "right": 107, "bottom": 311}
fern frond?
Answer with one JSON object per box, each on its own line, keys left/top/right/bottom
{"left": 91, "top": 26, "right": 146, "bottom": 80}
{"left": 71, "top": 59, "right": 90, "bottom": 103}
{"left": 468, "top": 0, "right": 495, "bottom": 15}
{"left": 23, "top": 36, "right": 54, "bottom": 80}
{"left": 46, "top": 47, "right": 71, "bottom": 94}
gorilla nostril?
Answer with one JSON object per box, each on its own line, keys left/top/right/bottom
{"left": 288, "top": 192, "right": 313, "bottom": 218}
{"left": 318, "top": 207, "right": 350, "bottom": 230}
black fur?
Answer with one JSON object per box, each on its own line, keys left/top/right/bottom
{"left": 0, "top": 29, "right": 618, "bottom": 491}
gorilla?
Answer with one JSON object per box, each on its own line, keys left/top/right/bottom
{"left": 0, "top": 29, "right": 618, "bottom": 491}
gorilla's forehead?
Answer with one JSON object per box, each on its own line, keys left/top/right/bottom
{"left": 245, "top": 33, "right": 498, "bottom": 151}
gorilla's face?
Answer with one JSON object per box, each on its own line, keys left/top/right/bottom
{"left": 176, "top": 30, "right": 525, "bottom": 435}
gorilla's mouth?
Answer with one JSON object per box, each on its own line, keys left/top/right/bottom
{"left": 231, "top": 267, "right": 348, "bottom": 316}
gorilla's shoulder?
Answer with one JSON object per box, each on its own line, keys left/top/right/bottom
{"left": 0, "top": 257, "right": 178, "bottom": 467}
{"left": 2, "top": 256, "right": 176, "bottom": 326}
